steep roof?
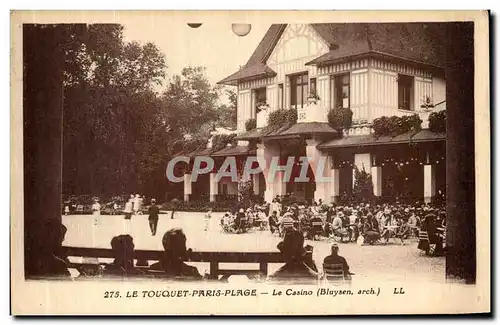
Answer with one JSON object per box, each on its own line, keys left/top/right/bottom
{"left": 308, "top": 23, "right": 446, "bottom": 68}
{"left": 217, "top": 24, "right": 286, "bottom": 85}
{"left": 218, "top": 23, "right": 446, "bottom": 85}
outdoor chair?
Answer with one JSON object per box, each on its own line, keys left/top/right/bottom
{"left": 280, "top": 221, "right": 295, "bottom": 237}
{"left": 309, "top": 221, "right": 324, "bottom": 240}
{"left": 322, "top": 263, "right": 352, "bottom": 285}
{"left": 418, "top": 230, "right": 436, "bottom": 255}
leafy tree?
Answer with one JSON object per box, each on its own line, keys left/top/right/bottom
{"left": 215, "top": 89, "right": 237, "bottom": 129}
{"left": 61, "top": 25, "right": 224, "bottom": 201}
{"left": 352, "top": 166, "right": 374, "bottom": 203}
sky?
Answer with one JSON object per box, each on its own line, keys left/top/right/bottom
{"left": 122, "top": 21, "right": 271, "bottom": 103}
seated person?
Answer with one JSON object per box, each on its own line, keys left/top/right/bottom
{"left": 362, "top": 214, "right": 380, "bottom": 245}
{"left": 380, "top": 214, "right": 398, "bottom": 242}
{"left": 308, "top": 215, "right": 324, "bottom": 239}
{"left": 395, "top": 218, "right": 412, "bottom": 245}
{"left": 267, "top": 230, "right": 319, "bottom": 284}
{"left": 104, "top": 235, "right": 144, "bottom": 277}
{"left": 418, "top": 214, "right": 444, "bottom": 255}
{"left": 323, "top": 243, "right": 353, "bottom": 281}
{"left": 149, "top": 228, "right": 202, "bottom": 279}
{"left": 408, "top": 212, "right": 419, "bottom": 237}
{"left": 233, "top": 209, "right": 245, "bottom": 232}
{"left": 269, "top": 211, "right": 279, "bottom": 234}
{"left": 25, "top": 219, "right": 71, "bottom": 279}
{"left": 331, "top": 212, "right": 348, "bottom": 241}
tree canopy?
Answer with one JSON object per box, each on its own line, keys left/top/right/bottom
{"left": 60, "top": 24, "right": 235, "bottom": 201}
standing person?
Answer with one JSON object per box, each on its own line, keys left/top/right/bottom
{"left": 124, "top": 197, "right": 133, "bottom": 220}
{"left": 91, "top": 198, "right": 101, "bottom": 226}
{"left": 205, "top": 209, "right": 212, "bottom": 232}
{"left": 170, "top": 198, "right": 180, "bottom": 219}
{"left": 148, "top": 199, "right": 160, "bottom": 236}
{"left": 112, "top": 201, "right": 119, "bottom": 216}
{"left": 64, "top": 205, "right": 70, "bottom": 216}
{"left": 133, "top": 194, "right": 141, "bottom": 216}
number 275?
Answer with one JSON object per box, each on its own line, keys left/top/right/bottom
{"left": 104, "top": 291, "right": 120, "bottom": 298}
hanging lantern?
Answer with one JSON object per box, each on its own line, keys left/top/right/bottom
{"left": 187, "top": 23, "right": 202, "bottom": 28}
{"left": 232, "top": 23, "right": 252, "bottom": 37}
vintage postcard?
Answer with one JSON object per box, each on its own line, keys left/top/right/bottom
{"left": 10, "top": 10, "right": 490, "bottom": 315}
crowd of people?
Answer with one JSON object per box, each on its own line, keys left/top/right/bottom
{"left": 219, "top": 196, "right": 447, "bottom": 252}
{"left": 30, "top": 193, "right": 447, "bottom": 282}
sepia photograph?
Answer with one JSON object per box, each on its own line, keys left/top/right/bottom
{"left": 10, "top": 10, "right": 490, "bottom": 315}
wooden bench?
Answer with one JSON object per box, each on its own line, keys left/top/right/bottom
{"left": 62, "top": 246, "right": 286, "bottom": 281}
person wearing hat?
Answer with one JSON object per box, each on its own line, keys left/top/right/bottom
{"left": 331, "top": 211, "right": 348, "bottom": 242}
{"left": 91, "top": 198, "right": 101, "bottom": 226}
{"left": 323, "top": 243, "right": 353, "bottom": 281}
{"left": 149, "top": 228, "right": 201, "bottom": 279}
{"left": 267, "top": 230, "right": 318, "bottom": 283}
{"left": 148, "top": 198, "right": 160, "bottom": 236}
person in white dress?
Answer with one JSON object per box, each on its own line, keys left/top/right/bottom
{"left": 91, "top": 198, "right": 101, "bottom": 226}
{"left": 124, "top": 198, "right": 133, "bottom": 220}
{"left": 205, "top": 209, "right": 212, "bottom": 231}
{"left": 133, "top": 194, "right": 141, "bottom": 216}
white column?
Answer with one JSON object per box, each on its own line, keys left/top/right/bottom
{"left": 275, "top": 170, "right": 287, "bottom": 197}
{"left": 259, "top": 142, "right": 284, "bottom": 203}
{"left": 371, "top": 166, "right": 382, "bottom": 197}
{"left": 209, "top": 172, "right": 218, "bottom": 202}
{"left": 306, "top": 139, "right": 330, "bottom": 204}
{"left": 183, "top": 173, "right": 192, "bottom": 202}
{"left": 424, "top": 164, "right": 436, "bottom": 203}
{"left": 252, "top": 173, "right": 260, "bottom": 195}
{"left": 330, "top": 168, "right": 340, "bottom": 203}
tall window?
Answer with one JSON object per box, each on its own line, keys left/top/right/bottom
{"left": 278, "top": 84, "right": 284, "bottom": 109}
{"left": 290, "top": 72, "right": 308, "bottom": 109}
{"left": 253, "top": 87, "right": 267, "bottom": 114}
{"left": 398, "top": 74, "right": 414, "bottom": 111}
{"left": 330, "top": 73, "right": 350, "bottom": 109}
{"left": 310, "top": 78, "right": 317, "bottom": 96}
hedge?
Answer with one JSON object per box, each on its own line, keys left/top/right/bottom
{"left": 428, "top": 110, "right": 446, "bottom": 133}
{"left": 372, "top": 114, "right": 422, "bottom": 138}
{"left": 245, "top": 118, "right": 257, "bottom": 131}
{"left": 327, "top": 107, "right": 353, "bottom": 133}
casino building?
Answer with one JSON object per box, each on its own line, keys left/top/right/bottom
{"left": 181, "top": 23, "right": 447, "bottom": 205}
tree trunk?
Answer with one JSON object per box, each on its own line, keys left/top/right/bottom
{"left": 445, "top": 22, "right": 476, "bottom": 284}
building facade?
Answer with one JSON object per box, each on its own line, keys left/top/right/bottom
{"left": 182, "top": 23, "right": 447, "bottom": 205}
